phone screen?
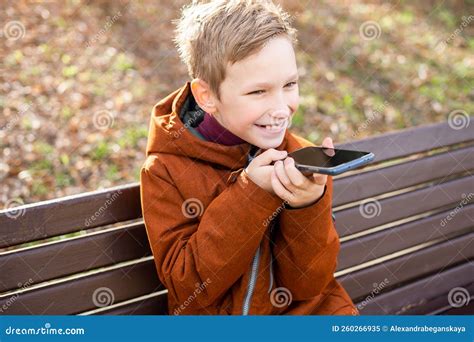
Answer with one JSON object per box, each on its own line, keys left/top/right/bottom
{"left": 289, "top": 147, "right": 371, "bottom": 168}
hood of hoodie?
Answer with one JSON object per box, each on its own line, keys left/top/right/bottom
{"left": 145, "top": 81, "right": 290, "bottom": 170}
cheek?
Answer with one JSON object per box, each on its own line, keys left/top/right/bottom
{"left": 289, "top": 90, "right": 300, "bottom": 111}
{"left": 226, "top": 108, "right": 258, "bottom": 131}
{"left": 234, "top": 102, "right": 264, "bottom": 126}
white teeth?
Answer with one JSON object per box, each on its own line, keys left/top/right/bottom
{"left": 255, "top": 123, "right": 285, "bottom": 131}
{"left": 266, "top": 125, "right": 281, "bottom": 131}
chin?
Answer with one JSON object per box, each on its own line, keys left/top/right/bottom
{"left": 251, "top": 134, "right": 285, "bottom": 150}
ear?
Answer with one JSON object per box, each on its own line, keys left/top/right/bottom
{"left": 190, "top": 78, "right": 218, "bottom": 114}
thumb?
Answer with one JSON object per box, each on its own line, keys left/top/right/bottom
{"left": 321, "top": 137, "right": 334, "bottom": 148}
{"left": 313, "top": 140, "right": 330, "bottom": 184}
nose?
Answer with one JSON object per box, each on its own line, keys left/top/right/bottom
{"left": 268, "top": 108, "right": 290, "bottom": 129}
{"left": 270, "top": 108, "right": 290, "bottom": 121}
{"left": 279, "top": 86, "right": 289, "bottom": 103}
{"left": 272, "top": 89, "right": 291, "bottom": 113}
{"left": 269, "top": 91, "right": 291, "bottom": 122}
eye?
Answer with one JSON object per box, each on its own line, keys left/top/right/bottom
{"left": 285, "top": 81, "right": 298, "bottom": 88}
{"left": 248, "top": 90, "right": 265, "bottom": 95}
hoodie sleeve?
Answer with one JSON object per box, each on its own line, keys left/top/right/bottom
{"left": 272, "top": 175, "right": 340, "bottom": 300}
{"left": 140, "top": 155, "right": 284, "bottom": 309}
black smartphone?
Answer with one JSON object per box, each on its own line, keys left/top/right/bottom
{"left": 287, "top": 146, "right": 375, "bottom": 175}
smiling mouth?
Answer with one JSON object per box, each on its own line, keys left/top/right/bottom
{"left": 254, "top": 123, "right": 286, "bottom": 132}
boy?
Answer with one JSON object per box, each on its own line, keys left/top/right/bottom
{"left": 140, "top": 0, "right": 357, "bottom": 315}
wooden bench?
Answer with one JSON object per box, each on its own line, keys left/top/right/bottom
{"left": 1, "top": 119, "right": 473, "bottom": 315}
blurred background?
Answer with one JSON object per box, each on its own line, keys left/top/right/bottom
{"left": 1, "top": 0, "right": 473, "bottom": 206}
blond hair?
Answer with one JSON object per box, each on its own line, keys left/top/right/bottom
{"left": 173, "top": 0, "right": 297, "bottom": 99}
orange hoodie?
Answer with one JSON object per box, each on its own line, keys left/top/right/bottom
{"left": 140, "top": 82, "right": 357, "bottom": 315}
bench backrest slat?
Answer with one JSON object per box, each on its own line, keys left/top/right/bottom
{"left": 339, "top": 232, "right": 473, "bottom": 301}
{"left": 334, "top": 174, "right": 471, "bottom": 237}
{"left": 333, "top": 144, "right": 474, "bottom": 207}
{"left": 336, "top": 119, "right": 473, "bottom": 163}
{"left": 0, "top": 222, "right": 150, "bottom": 293}
{"left": 0, "top": 184, "right": 141, "bottom": 249}
{"left": 337, "top": 203, "right": 473, "bottom": 271}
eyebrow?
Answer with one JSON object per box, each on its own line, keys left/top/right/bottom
{"left": 246, "top": 73, "right": 299, "bottom": 89}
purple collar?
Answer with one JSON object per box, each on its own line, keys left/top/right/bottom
{"left": 196, "top": 112, "right": 246, "bottom": 146}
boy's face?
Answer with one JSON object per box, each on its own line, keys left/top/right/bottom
{"left": 210, "top": 36, "right": 299, "bottom": 149}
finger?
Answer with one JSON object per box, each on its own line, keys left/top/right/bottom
{"left": 271, "top": 170, "right": 294, "bottom": 202}
{"left": 252, "top": 148, "right": 287, "bottom": 167}
{"left": 316, "top": 137, "right": 332, "bottom": 183}
{"left": 284, "top": 157, "right": 311, "bottom": 188}
{"left": 274, "top": 160, "right": 295, "bottom": 192}
{"left": 321, "top": 137, "right": 334, "bottom": 148}
{"left": 321, "top": 137, "right": 335, "bottom": 157}
{"left": 312, "top": 173, "right": 328, "bottom": 186}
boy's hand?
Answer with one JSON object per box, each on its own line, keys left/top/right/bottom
{"left": 272, "top": 137, "right": 334, "bottom": 208}
{"left": 244, "top": 149, "right": 288, "bottom": 195}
